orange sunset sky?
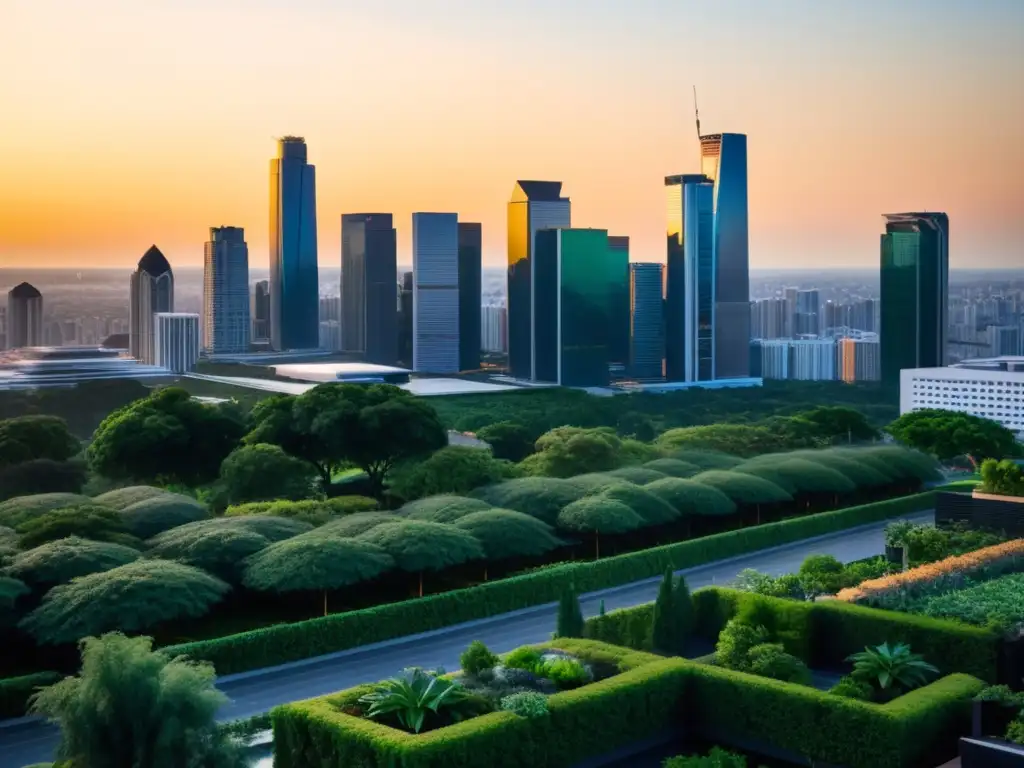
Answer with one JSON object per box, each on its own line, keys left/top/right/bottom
{"left": 1, "top": 0, "right": 1022, "bottom": 270}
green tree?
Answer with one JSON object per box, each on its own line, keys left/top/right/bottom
{"left": 224, "top": 497, "right": 378, "bottom": 527}
{"left": 475, "top": 421, "right": 535, "bottom": 462}
{"left": 0, "top": 492, "right": 92, "bottom": 528}
{"left": 160, "top": 515, "right": 312, "bottom": 543}
{"left": 656, "top": 424, "right": 786, "bottom": 457}
{"left": 399, "top": 494, "right": 492, "bottom": 523}
{"left": 217, "top": 443, "right": 318, "bottom": 506}
{"left": 651, "top": 568, "right": 676, "bottom": 654}
{"left": 87, "top": 388, "right": 246, "bottom": 486}
{"left": 664, "top": 450, "right": 743, "bottom": 470}
{"left": 92, "top": 485, "right": 171, "bottom": 510}
{"left": 119, "top": 494, "right": 210, "bottom": 539}
{"left": 21, "top": 560, "right": 230, "bottom": 645}
{"left": 886, "top": 408, "right": 1021, "bottom": 463}
{"left": 0, "top": 415, "right": 80, "bottom": 469}
{"left": 980, "top": 458, "right": 1024, "bottom": 497}
{"left": 798, "top": 405, "right": 880, "bottom": 443}
{"left": 594, "top": 483, "right": 680, "bottom": 526}
{"left": 737, "top": 457, "right": 857, "bottom": 498}
{"left": 472, "top": 477, "right": 586, "bottom": 525}
{"left": 0, "top": 459, "right": 87, "bottom": 501}
{"left": 643, "top": 458, "right": 701, "bottom": 478}
{"left": 147, "top": 526, "right": 270, "bottom": 583}
{"left": 672, "top": 574, "right": 694, "bottom": 649}
{"left": 5, "top": 537, "right": 141, "bottom": 588}
{"left": 16, "top": 504, "right": 137, "bottom": 549}
{"left": 520, "top": 426, "right": 624, "bottom": 478}
{"left": 389, "top": 446, "right": 515, "bottom": 501}
{"left": 604, "top": 466, "right": 668, "bottom": 485}
{"left": 555, "top": 584, "right": 584, "bottom": 638}
{"left": 644, "top": 478, "right": 738, "bottom": 518}
{"left": 556, "top": 496, "right": 643, "bottom": 558}
{"left": 30, "top": 632, "right": 245, "bottom": 768}
{"left": 453, "top": 508, "right": 563, "bottom": 562}
{"left": 317, "top": 511, "right": 400, "bottom": 537}
{"left": 616, "top": 412, "right": 656, "bottom": 442}
{"left": 690, "top": 470, "right": 791, "bottom": 521}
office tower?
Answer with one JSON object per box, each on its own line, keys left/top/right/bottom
{"left": 750, "top": 298, "right": 788, "bottom": 340}
{"left": 129, "top": 245, "right": 174, "bottom": 364}
{"left": 251, "top": 280, "right": 270, "bottom": 341}
{"left": 794, "top": 289, "right": 820, "bottom": 336}
{"left": 269, "top": 136, "right": 319, "bottom": 351}
{"left": 838, "top": 336, "right": 881, "bottom": 383}
{"left": 6, "top": 282, "right": 43, "bottom": 349}
{"left": 481, "top": 305, "right": 507, "bottom": 354}
{"left": 607, "top": 236, "right": 632, "bottom": 368}
{"left": 458, "top": 222, "right": 482, "bottom": 371}
{"left": 628, "top": 263, "right": 665, "bottom": 379}
{"left": 700, "top": 132, "right": 750, "bottom": 377}
{"left": 988, "top": 325, "right": 1021, "bottom": 357}
{"left": 341, "top": 213, "right": 397, "bottom": 364}
{"left": 202, "top": 226, "right": 250, "bottom": 354}
{"left": 665, "top": 174, "right": 714, "bottom": 382}
{"left": 412, "top": 212, "right": 460, "bottom": 373}
{"left": 507, "top": 181, "right": 571, "bottom": 380}
{"left": 533, "top": 228, "right": 617, "bottom": 387}
{"left": 850, "top": 298, "right": 877, "bottom": 333}
{"left": 397, "top": 272, "right": 414, "bottom": 367}
{"left": 153, "top": 312, "right": 200, "bottom": 373}
{"left": 783, "top": 287, "right": 798, "bottom": 337}
{"left": 880, "top": 212, "right": 949, "bottom": 385}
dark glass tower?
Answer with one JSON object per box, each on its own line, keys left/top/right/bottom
{"left": 507, "top": 181, "right": 571, "bottom": 380}
{"left": 6, "top": 282, "right": 43, "bottom": 349}
{"left": 341, "top": 213, "right": 398, "bottom": 365}
{"left": 251, "top": 280, "right": 270, "bottom": 341}
{"left": 629, "top": 263, "right": 665, "bottom": 379}
{"left": 607, "top": 236, "right": 631, "bottom": 369}
{"left": 269, "top": 137, "right": 319, "bottom": 351}
{"left": 397, "top": 271, "right": 413, "bottom": 368}
{"left": 880, "top": 212, "right": 949, "bottom": 386}
{"left": 129, "top": 245, "right": 174, "bottom": 364}
{"left": 203, "top": 226, "right": 250, "bottom": 354}
{"left": 458, "top": 222, "right": 482, "bottom": 371}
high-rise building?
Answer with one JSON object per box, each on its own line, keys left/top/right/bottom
{"left": 507, "top": 181, "right": 571, "bottom": 380}
{"left": 750, "top": 298, "right": 788, "bottom": 340}
{"left": 153, "top": 312, "right": 200, "bottom": 373}
{"left": 534, "top": 228, "right": 621, "bottom": 387}
{"left": 129, "top": 245, "right": 174, "bottom": 364}
{"left": 397, "top": 272, "right": 414, "bottom": 367}
{"left": 794, "top": 289, "right": 820, "bottom": 336}
{"left": 458, "top": 222, "right": 482, "bottom": 371}
{"left": 607, "top": 236, "right": 631, "bottom": 368}
{"left": 251, "top": 280, "right": 270, "bottom": 342}
{"left": 838, "top": 336, "right": 881, "bottom": 383}
{"left": 700, "top": 132, "right": 750, "bottom": 378}
{"left": 665, "top": 173, "right": 714, "bottom": 382}
{"left": 988, "top": 325, "right": 1021, "bottom": 357}
{"left": 269, "top": 136, "right": 319, "bottom": 351}
{"left": 628, "top": 263, "right": 665, "bottom": 380}
{"left": 412, "top": 212, "right": 460, "bottom": 373}
{"left": 750, "top": 338, "right": 836, "bottom": 381}
{"left": 341, "top": 213, "right": 397, "bottom": 364}
{"left": 880, "top": 212, "right": 949, "bottom": 385}
{"left": 783, "top": 287, "right": 798, "bottom": 337}
{"left": 6, "top": 282, "right": 43, "bottom": 349}
{"left": 481, "top": 305, "right": 507, "bottom": 354}
{"left": 202, "top": 227, "right": 250, "bottom": 354}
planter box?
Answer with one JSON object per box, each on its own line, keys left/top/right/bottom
{"left": 960, "top": 736, "right": 1024, "bottom": 767}
{"left": 937, "top": 491, "right": 1024, "bottom": 537}
{"left": 974, "top": 491, "right": 1024, "bottom": 504}
{"left": 973, "top": 700, "right": 1020, "bottom": 739}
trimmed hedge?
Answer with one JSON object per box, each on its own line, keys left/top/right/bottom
{"left": 0, "top": 671, "right": 61, "bottom": 719}
{"left": 165, "top": 492, "right": 935, "bottom": 674}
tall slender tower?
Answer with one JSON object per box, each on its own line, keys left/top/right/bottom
{"left": 507, "top": 181, "right": 571, "bottom": 380}
{"left": 341, "top": 213, "right": 397, "bottom": 364}
{"left": 251, "top": 280, "right": 270, "bottom": 341}
{"left": 269, "top": 136, "right": 319, "bottom": 351}
{"left": 203, "top": 226, "right": 250, "bottom": 354}
{"left": 880, "top": 212, "right": 949, "bottom": 385}
{"left": 129, "top": 245, "right": 174, "bottom": 364}
{"left": 6, "top": 282, "right": 43, "bottom": 349}
{"left": 412, "top": 212, "right": 460, "bottom": 373}
{"left": 629, "top": 263, "right": 665, "bottom": 380}
{"left": 457, "top": 222, "right": 482, "bottom": 372}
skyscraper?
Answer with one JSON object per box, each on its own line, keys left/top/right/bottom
{"left": 6, "top": 283, "right": 43, "bottom": 349}
{"left": 700, "top": 132, "right": 750, "bottom": 377}
{"left": 880, "top": 212, "right": 949, "bottom": 385}
{"left": 203, "top": 226, "right": 250, "bottom": 354}
{"left": 397, "top": 272, "right": 414, "bottom": 367}
{"left": 534, "top": 228, "right": 619, "bottom": 387}
{"left": 153, "top": 313, "right": 200, "bottom": 373}
{"left": 607, "top": 236, "right": 631, "bottom": 369}
{"left": 412, "top": 212, "right": 460, "bottom": 373}
{"left": 750, "top": 298, "right": 788, "bottom": 340}
{"left": 269, "top": 136, "right": 319, "bottom": 351}
{"left": 458, "top": 222, "right": 482, "bottom": 372}
{"left": 507, "top": 181, "right": 571, "bottom": 380}
{"left": 628, "top": 263, "right": 665, "bottom": 379}
{"left": 251, "top": 280, "right": 270, "bottom": 342}
{"left": 665, "top": 174, "right": 714, "bottom": 382}
{"left": 129, "top": 245, "right": 174, "bottom": 364}
{"left": 341, "top": 213, "right": 397, "bottom": 364}
{"left": 794, "top": 289, "right": 820, "bottom": 336}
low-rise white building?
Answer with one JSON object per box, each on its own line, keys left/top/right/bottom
{"left": 154, "top": 313, "right": 200, "bottom": 374}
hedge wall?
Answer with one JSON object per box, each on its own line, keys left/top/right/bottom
{"left": 0, "top": 671, "right": 61, "bottom": 719}
{"left": 164, "top": 493, "right": 934, "bottom": 675}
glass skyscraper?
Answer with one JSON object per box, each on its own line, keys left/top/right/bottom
{"left": 341, "top": 213, "right": 398, "bottom": 365}
{"left": 458, "top": 222, "right": 482, "bottom": 371}
{"left": 251, "top": 280, "right": 270, "bottom": 342}
{"left": 412, "top": 212, "right": 460, "bottom": 373}
{"left": 6, "top": 283, "right": 43, "bottom": 349}
{"left": 129, "top": 245, "right": 174, "bottom": 364}
{"left": 269, "top": 137, "right": 319, "bottom": 351}
{"left": 880, "top": 212, "right": 949, "bottom": 386}
{"left": 202, "top": 226, "right": 250, "bottom": 354}
{"left": 629, "top": 263, "right": 664, "bottom": 380}
{"left": 607, "top": 236, "right": 631, "bottom": 369}
{"left": 534, "top": 228, "right": 624, "bottom": 387}
{"left": 507, "top": 181, "right": 571, "bottom": 380}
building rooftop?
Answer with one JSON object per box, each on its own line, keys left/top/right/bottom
{"left": 273, "top": 362, "right": 412, "bottom": 383}
{"left": 0, "top": 346, "right": 172, "bottom": 390}
{"left": 185, "top": 371, "right": 530, "bottom": 397}
{"left": 950, "top": 356, "right": 1024, "bottom": 373}
{"left": 511, "top": 181, "right": 565, "bottom": 202}
{"left": 138, "top": 245, "right": 172, "bottom": 275}
{"left": 8, "top": 282, "right": 41, "bottom": 299}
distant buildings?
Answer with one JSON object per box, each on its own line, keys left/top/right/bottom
{"left": 203, "top": 226, "right": 250, "bottom": 354}
{"left": 251, "top": 280, "right": 270, "bottom": 342}
{"left": 481, "top": 305, "right": 507, "bottom": 354}
{"left": 838, "top": 336, "right": 881, "bottom": 383}
{"left": 412, "top": 212, "right": 460, "bottom": 374}
{"left": 458, "top": 222, "right": 482, "bottom": 371}
{"left": 153, "top": 312, "right": 200, "bottom": 373}
{"left": 750, "top": 297, "right": 789, "bottom": 340}
{"left": 6, "top": 282, "right": 43, "bottom": 349}
{"left": 750, "top": 338, "right": 836, "bottom": 381}
{"left": 269, "top": 137, "right": 319, "bottom": 351}
{"left": 628, "top": 263, "right": 664, "bottom": 379}
{"left": 880, "top": 212, "right": 949, "bottom": 386}
{"left": 341, "top": 213, "right": 397, "bottom": 364}
{"left": 129, "top": 245, "right": 174, "bottom": 364}
{"left": 794, "top": 289, "right": 820, "bottom": 336}
{"left": 507, "top": 181, "right": 571, "bottom": 381}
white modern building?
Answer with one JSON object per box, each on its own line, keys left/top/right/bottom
{"left": 203, "top": 226, "right": 250, "bottom": 354}
{"left": 153, "top": 313, "right": 200, "bottom": 374}
{"left": 900, "top": 357, "right": 1024, "bottom": 438}
{"left": 412, "top": 212, "right": 460, "bottom": 373}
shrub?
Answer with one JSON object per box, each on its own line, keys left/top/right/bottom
{"left": 556, "top": 497, "right": 643, "bottom": 556}
{"left": 691, "top": 470, "right": 792, "bottom": 507}
{"left": 643, "top": 458, "right": 701, "bottom": 478}
{"left": 6, "top": 537, "right": 141, "bottom": 588}
{"left": 847, "top": 642, "right": 939, "bottom": 695}
{"left": 645, "top": 478, "right": 737, "bottom": 517}
{"left": 147, "top": 526, "right": 270, "bottom": 583}
{"left": 746, "top": 642, "right": 811, "bottom": 685}
{"left": 664, "top": 747, "right": 748, "bottom": 768}
{"left": 243, "top": 537, "right": 394, "bottom": 594}
{"left": 0, "top": 459, "right": 87, "bottom": 501}
{"left": 225, "top": 497, "right": 379, "bottom": 526}
{"left": 604, "top": 466, "right": 667, "bottom": 485}
{"left": 567, "top": 473, "right": 621, "bottom": 493}
{"left": 667, "top": 450, "right": 743, "bottom": 470}
{"left": 0, "top": 493, "right": 93, "bottom": 528}
{"left": 400, "top": 495, "right": 491, "bottom": 523}
{"left": 593, "top": 483, "right": 680, "bottom": 526}
{"left": 916, "top": 572, "right": 1024, "bottom": 629}
{"left": 537, "top": 657, "right": 590, "bottom": 689}
{"left": 217, "top": 443, "right": 319, "bottom": 505}
{"left": 504, "top": 647, "right": 543, "bottom": 673}
{"left": 453, "top": 508, "right": 563, "bottom": 561}
{"left": 118, "top": 494, "right": 209, "bottom": 538}
{"left": 829, "top": 675, "right": 875, "bottom": 701}
{"left": 471, "top": 477, "right": 586, "bottom": 525}
{"left": 356, "top": 520, "right": 485, "bottom": 577}
{"left": 714, "top": 620, "right": 769, "bottom": 671}
{"left": 318, "top": 512, "right": 398, "bottom": 537}
{"left": 798, "top": 554, "right": 846, "bottom": 596}
{"left": 16, "top": 504, "right": 136, "bottom": 549}
{"left": 556, "top": 584, "right": 584, "bottom": 639}
{"left": 499, "top": 691, "right": 548, "bottom": 718}
{"left": 92, "top": 485, "right": 169, "bottom": 510}
{"left": 461, "top": 641, "right": 500, "bottom": 676}
{"left": 390, "top": 446, "right": 515, "bottom": 501}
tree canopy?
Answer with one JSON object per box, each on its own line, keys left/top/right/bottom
{"left": 0, "top": 415, "right": 80, "bottom": 469}
{"left": 0, "top": 576, "right": 29, "bottom": 622}
{"left": 356, "top": 520, "right": 485, "bottom": 574}
{"left": 784, "top": 449, "right": 889, "bottom": 488}
{"left": 147, "top": 526, "right": 270, "bottom": 582}
{"left": 644, "top": 477, "right": 738, "bottom": 517}
{"left": 798, "top": 405, "right": 880, "bottom": 443}
{"left": 92, "top": 485, "right": 171, "bottom": 510}
{"left": 737, "top": 457, "right": 857, "bottom": 496}
{"left": 886, "top": 408, "right": 1021, "bottom": 463}
{"left": 471, "top": 477, "right": 586, "bottom": 525}
{"left": 216, "top": 443, "right": 318, "bottom": 506}
{"left": 643, "top": 458, "right": 701, "bottom": 478}
{"left": 87, "top": 388, "right": 246, "bottom": 486}
{"left": 556, "top": 497, "right": 644, "bottom": 536}
{"left": 566, "top": 473, "right": 622, "bottom": 493}
{"left": 656, "top": 424, "right": 788, "bottom": 458}
{"left": 157, "top": 515, "right": 312, "bottom": 544}
{"left": 16, "top": 504, "right": 137, "bottom": 549}
{"left": 223, "top": 497, "right": 378, "bottom": 526}
{"left": 604, "top": 466, "right": 667, "bottom": 485}
{"left": 475, "top": 421, "right": 536, "bottom": 462}
{"left": 119, "top": 494, "right": 210, "bottom": 539}
{"left": 593, "top": 483, "right": 680, "bottom": 526}
{"left": 389, "top": 446, "right": 515, "bottom": 501}
{"left": 0, "top": 458, "right": 87, "bottom": 502}
{"left": 398, "top": 494, "right": 492, "bottom": 523}
{"left": 21, "top": 559, "right": 230, "bottom": 645}
{"left": 663, "top": 450, "right": 744, "bottom": 471}
{"left": 0, "top": 493, "right": 93, "bottom": 528}
{"left": 244, "top": 536, "right": 394, "bottom": 593}
{"left": 690, "top": 470, "right": 792, "bottom": 505}
{"left": 5, "top": 536, "right": 141, "bottom": 588}
{"left": 453, "top": 508, "right": 563, "bottom": 561}
{"left": 317, "top": 511, "right": 401, "bottom": 537}
{"left": 519, "top": 426, "right": 624, "bottom": 478}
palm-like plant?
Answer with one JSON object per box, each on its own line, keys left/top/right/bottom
{"left": 358, "top": 668, "right": 471, "bottom": 733}
{"left": 846, "top": 642, "right": 939, "bottom": 692}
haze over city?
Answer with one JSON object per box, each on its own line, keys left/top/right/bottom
{"left": 2, "top": 0, "right": 1022, "bottom": 270}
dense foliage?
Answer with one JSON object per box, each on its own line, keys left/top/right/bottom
{"left": 5, "top": 537, "right": 141, "bottom": 587}
{"left": 980, "top": 457, "right": 1024, "bottom": 497}
{"left": 389, "top": 446, "right": 515, "bottom": 501}
{"left": 453, "top": 509, "right": 563, "bottom": 561}
{"left": 887, "top": 408, "right": 1021, "bottom": 463}
{"left": 399, "top": 494, "right": 491, "bottom": 523}
{"left": 118, "top": 493, "right": 210, "bottom": 538}
{"left": 244, "top": 536, "right": 394, "bottom": 594}
{"left": 216, "top": 443, "right": 319, "bottom": 506}
{"left": 0, "top": 458, "right": 87, "bottom": 501}
{"left": 0, "top": 415, "right": 80, "bottom": 469}
{"left": 147, "top": 525, "right": 271, "bottom": 582}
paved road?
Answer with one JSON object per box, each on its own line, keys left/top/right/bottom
{"left": 0, "top": 510, "right": 931, "bottom": 767}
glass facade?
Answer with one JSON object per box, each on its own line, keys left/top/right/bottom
{"left": 507, "top": 181, "right": 571, "bottom": 380}
{"left": 129, "top": 246, "right": 174, "bottom": 364}
{"left": 607, "top": 236, "right": 631, "bottom": 368}
{"left": 412, "top": 212, "right": 460, "bottom": 373}
{"left": 203, "top": 227, "right": 250, "bottom": 354}
{"left": 341, "top": 213, "right": 397, "bottom": 364}
{"left": 458, "top": 222, "right": 482, "bottom": 371}
{"left": 880, "top": 212, "right": 949, "bottom": 386}
{"left": 269, "top": 137, "right": 319, "bottom": 351}
{"left": 629, "top": 263, "right": 664, "bottom": 379}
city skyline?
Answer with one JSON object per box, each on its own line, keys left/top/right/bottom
{"left": 2, "top": 1, "right": 1021, "bottom": 271}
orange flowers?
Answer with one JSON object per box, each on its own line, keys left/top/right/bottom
{"left": 837, "top": 539, "right": 1024, "bottom": 606}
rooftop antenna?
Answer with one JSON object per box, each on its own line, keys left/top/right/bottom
{"left": 692, "top": 85, "right": 701, "bottom": 140}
